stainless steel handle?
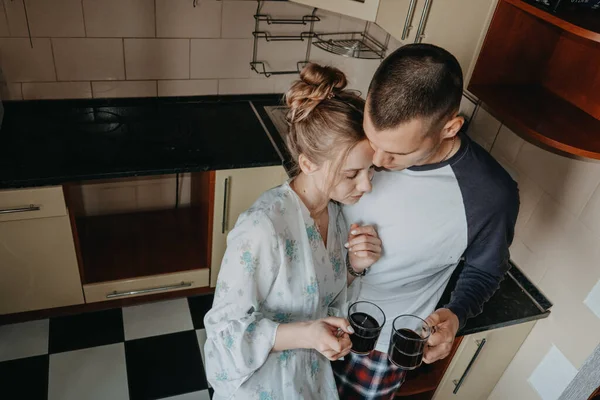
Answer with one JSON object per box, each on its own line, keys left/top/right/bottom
{"left": 414, "top": 0, "right": 433, "bottom": 43}
{"left": 106, "top": 281, "right": 192, "bottom": 298}
{"left": 453, "top": 338, "right": 487, "bottom": 394}
{"left": 221, "top": 177, "right": 230, "bottom": 234}
{"left": 402, "top": 0, "right": 418, "bottom": 40}
{"left": 0, "top": 204, "right": 41, "bottom": 215}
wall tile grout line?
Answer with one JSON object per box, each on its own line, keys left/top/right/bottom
{"left": 189, "top": 39, "right": 191, "bottom": 79}
{"left": 1, "top": 0, "right": 9, "bottom": 37}
{"left": 122, "top": 38, "right": 127, "bottom": 80}
{"left": 81, "top": 0, "right": 87, "bottom": 37}
{"left": 154, "top": 0, "right": 157, "bottom": 38}
{"left": 49, "top": 38, "right": 59, "bottom": 81}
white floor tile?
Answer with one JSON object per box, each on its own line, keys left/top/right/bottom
{"left": 123, "top": 298, "right": 194, "bottom": 341}
{"left": 48, "top": 343, "right": 129, "bottom": 400}
{"left": 0, "top": 319, "right": 49, "bottom": 362}
{"left": 528, "top": 344, "right": 578, "bottom": 400}
{"left": 159, "top": 389, "right": 211, "bottom": 400}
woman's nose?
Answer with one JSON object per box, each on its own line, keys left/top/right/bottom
{"left": 357, "top": 175, "right": 372, "bottom": 194}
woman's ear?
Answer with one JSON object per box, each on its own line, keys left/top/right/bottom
{"left": 298, "top": 154, "right": 320, "bottom": 175}
{"left": 441, "top": 115, "right": 464, "bottom": 140}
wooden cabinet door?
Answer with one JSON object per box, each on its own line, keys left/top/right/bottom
{"left": 291, "top": 0, "right": 380, "bottom": 22}
{"left": 210, "top": 166, "right": 288, "bottom": 287}
{"left": 411, "top": 0, "right": 498, "bottom": 84}
{"left": 0, "top": 216, "right": 84, "bottom": 314}
{"left": 433, "top": 321, "right": 535, "bottom": 400}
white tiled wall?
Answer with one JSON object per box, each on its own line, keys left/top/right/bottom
{"left": 0, "top": 0, "right": 401, "bottom": 101}
{"left": 470, "top": 110, "right": 600, "bottom": 400}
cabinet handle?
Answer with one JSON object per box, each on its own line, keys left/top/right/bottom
{"left": 221, "top": 177, "right": 231, "bottom": 234}
{"left": 402, "top": 0, "right": 418, "bottom": 40}
{"left": 106, "top": 281, "right": 192, "bottom": 298}
{"left": 414, "top": 0, "right": 433, "bottom": 43}
{"left": 0, "top": 204, "right": 41, "bottom": 215}
{"left": 452, "top": 338, "right": 487, "bottom": 394}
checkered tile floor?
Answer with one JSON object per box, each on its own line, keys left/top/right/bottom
{"left": 0, "top": 294, "right": 215, "bottom": 400}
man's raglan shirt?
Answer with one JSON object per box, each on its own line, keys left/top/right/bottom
{"left": 343, "top": 133, "right": 519, "bottom": 352}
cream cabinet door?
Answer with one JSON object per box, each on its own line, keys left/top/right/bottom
{"left": 0, "top": 216, "right": 84, "bottom": 314}
{"left": 409, "top": 0, "right": 498, "bottom": 83}
{"left": 291, "top": 0, "right": 380, "bottom": 22}
{"left": 376, "top": 0, "right": 422, "bottom": 43}
{"left": 210, "top": 165, "right": 288, "bottom": 287}
{"left": 433, "top": 321, "right": 535, "bottom": 400}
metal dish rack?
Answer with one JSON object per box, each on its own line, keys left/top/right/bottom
{"left": 250, "top": 1, "right": 319, "bottom": 77}
{"left": 313, "top": 22, "right": 390, "bottom": 60}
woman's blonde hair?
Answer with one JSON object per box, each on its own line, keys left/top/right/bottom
{"left": 285, "top": 63, "right": 366, "bottom": 182}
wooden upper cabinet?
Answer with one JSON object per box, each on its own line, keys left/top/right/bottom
{"left": 291, "top": 0, "right": 381, "bottom": 22}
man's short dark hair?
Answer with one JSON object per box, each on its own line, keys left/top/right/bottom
{"left": 367, "top": 43, "right": 463, "bottom": 132}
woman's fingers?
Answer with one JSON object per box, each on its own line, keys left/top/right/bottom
{"left": 346, "top": 234, "right": 381, "bottom": 248}
{"left": 349, "top": 243, "right": 381, "bottom": 254}
{"left": 350, "top": 225, "right": 378, "bottom": 237}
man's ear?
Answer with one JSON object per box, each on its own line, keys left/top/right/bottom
{"left": 441, "top": 115, "right": 464, "bottom": 140}
{"left": 298, "top": 154, "right": 320, "bottom": 175}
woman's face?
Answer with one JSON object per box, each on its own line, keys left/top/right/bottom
{"left": 328, "top": 140, "right": 375, "bottom": 205}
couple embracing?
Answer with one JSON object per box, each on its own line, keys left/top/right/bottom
{"left": 204, "top": 44, "right": 519, "bottom": 400}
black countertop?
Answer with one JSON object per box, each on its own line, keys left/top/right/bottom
{"left": 438, "top": 262, "right": 551, "bottom": 336}
{"left": 0, "top": 95, "right": 551, "bottom": 334}
{"left": 0, "top": 95, "right": 284, "bottom": 189}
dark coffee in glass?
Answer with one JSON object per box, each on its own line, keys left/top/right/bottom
{"left": 387, "top": 315, "right": 432, "bottom": 370}
{"left": 348, "top": 302, "right": 386, "bottom": 355}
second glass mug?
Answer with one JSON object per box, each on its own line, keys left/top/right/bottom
{"left": 387, "top": 314, "right": 433, "bottom": 370}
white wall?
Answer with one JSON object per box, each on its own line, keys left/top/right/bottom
{"left": 0, "top": 0, "right": 401, "bottom": 101}
{"left": 466, "top": 107, "right": 600, "bottom": 400}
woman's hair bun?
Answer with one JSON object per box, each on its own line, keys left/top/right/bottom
{"left": 285, "top": 63, "right": 348, "bottom": 123}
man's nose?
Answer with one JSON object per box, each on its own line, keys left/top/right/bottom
{"left": 373, "top": 150, "right": 386, "bottom": 167}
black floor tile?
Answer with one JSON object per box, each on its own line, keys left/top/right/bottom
{"left": 125, "top": 330, "right": 208, "bottom": 400}
{"left": 0, "top": 355, "right": 49, "bottom": 400}
{"left": 188, "top": 294, "right": 214, "bottom": 329}
{"left": 49, "top": 308, "right": 124, "bottom": 354}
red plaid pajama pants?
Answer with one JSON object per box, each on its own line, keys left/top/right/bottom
{"left": 332, "top": 350, "right": 407, "bottom": 400}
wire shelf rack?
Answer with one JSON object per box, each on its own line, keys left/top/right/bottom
{"left": 313, "top": 22, "right": 390, "bottom": 60}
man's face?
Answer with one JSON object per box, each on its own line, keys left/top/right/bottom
{"left": 364, "top": 103, "right": 442, "bottom": 171}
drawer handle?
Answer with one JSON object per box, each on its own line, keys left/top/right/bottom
{"left": 0, "top": 204, "right": 41, "bottom": 215}
{"left": 453, "top": 338, "right": 487, "bottom": 394}
{"left": 414, "top": 0, "right": 433, "bottom": 43}
{"left": 221, "top": 177, "right": 231, "bottom": 234}
{"left": 402, "top": 0, "right": 418, "bottom": 40}
{"left": 106, "top": 281, "right": 192, "bottom": 298}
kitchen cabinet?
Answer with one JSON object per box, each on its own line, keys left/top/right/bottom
{"left": 376, "top": 0, "right": 498, "bottom": 81}
{"left": 433, "top": 321, "right": 535, "bottom": 400}
{"left": 0, "top": 187, "right": 84, "bottom": 315}
{"left": 210, "top": 165, "right": 288, "bottom": 287}
{"left": 291, "top": 0, "right": 381, "bottom": 22}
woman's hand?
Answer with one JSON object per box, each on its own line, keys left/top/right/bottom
{"left": 304, "top": 317, "right": 354, "bottom": 361}
{"left": 346, "top": 223, "right": 382, "bottom": 274}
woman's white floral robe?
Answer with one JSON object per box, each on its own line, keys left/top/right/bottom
{"left": 204, "top": 181, "right": 347, "bottom": 400}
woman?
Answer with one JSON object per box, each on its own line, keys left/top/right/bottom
{"left": 204, "top": 64, "right": 382, "bottom": 400}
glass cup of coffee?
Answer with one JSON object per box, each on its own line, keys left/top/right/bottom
{"left": 348, "top": 301, "right": 386, "bottom": 355}
{"left": 387, "top": 315, "right": 432, "bottom": 370}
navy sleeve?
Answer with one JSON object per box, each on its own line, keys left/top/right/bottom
{"left": 445, "top": 138, "right": 520, "bottom": 328}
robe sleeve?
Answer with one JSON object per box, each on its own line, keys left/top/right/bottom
{"left": 203, "top": 210, "right": 282, "bottom": 396}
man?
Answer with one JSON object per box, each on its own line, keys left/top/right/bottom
{"left": 334, "top": 44, "right": 519, "bottom": 399}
